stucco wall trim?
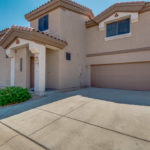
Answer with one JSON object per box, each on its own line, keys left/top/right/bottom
{"left": 91, "top": 61, "right": 150, "bottom": 66}
{"left": 104, "top": 33, "right": 132, "bottom": 41}
{"left": 86, "top": 2, "right": 150, "bottom": 28}
{"left": 11, "top": 44, "right": 29, "bottom": 50}
{"left": 99, "top": 12, "right": 138, "bottom": 31}
{"left": 87, "top": 47, "right": 150, "bottom": 57}
{"left": 0, "top": 26, "right": 67, "bottom": 49}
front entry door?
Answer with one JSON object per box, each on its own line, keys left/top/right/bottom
{"left": 30, "top": 56, "right": 34, "bottom": 89}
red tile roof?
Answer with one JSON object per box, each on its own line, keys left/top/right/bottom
{"left": 0, "top": 25, "right": 67, "bottom": 49}
{"left": 25, "top": 0, "right": 94, "bottom": 21}
{"left": 0, "top": 25, "right": 67, "bottom": 44}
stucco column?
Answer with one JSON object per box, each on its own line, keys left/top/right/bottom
{"left": 87, "top": 65, "right": 91, "bottom": 87}
{"left": 38, "top": 46, "right": 46, "bottom": 94}
{"left": 34, "top": 54, "right": 39, "bottom": 92}
{"left": 6, "top": 49, "right": 15, "bottom": 86}
{"left": 32, "top": 46, "right": 46, "bottom": 95}
{"left": 10, "top": 57, "right": 15, "bottom": 86}
{"left": 29, "top": 43, "right": 46, "bottom": 95}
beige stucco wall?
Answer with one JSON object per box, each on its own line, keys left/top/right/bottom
{"left": 31, "top": 9, "right": 62, "bottom": 89}
{"left": 87, "top": 51, "right": 150, "bottom": 65}
{"left": 30, "top": 9, "right": 62, "bottom": 37}
{"left": 31, "top": 8, "right": 89, "bottom": 90}
{"left": 86, "top": 11, "right": 150, "bottom": 54}
{"left": 86, "top": 11, "right": 150, "bottom": 86}
{"left": 87, "top": 50, "right": 150, "bottom": 85}
{"left": 30, "top": 8, "right": 150, "bottom": 90}
{"left": 0, "top": 47, "right": 10, "bottom": 88}
{"left": 14, "top": 47, "right": 30, "bottom": 88}
{"left": 46, "top": 49, "right": 59, "bottom": 89}
{"left": 58, "top": 9, "right": 89, "bottom": 89}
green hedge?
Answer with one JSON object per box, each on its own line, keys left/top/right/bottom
{"left": 0, "top": 87, "right": 32, "bottom": 106}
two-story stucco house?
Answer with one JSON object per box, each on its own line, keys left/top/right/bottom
{"left": 0, "top": 0, "right": 150, "bottom": 94}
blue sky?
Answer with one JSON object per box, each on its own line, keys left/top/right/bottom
{"left": 0, "top": 0, "right": 148, "bottom": 31}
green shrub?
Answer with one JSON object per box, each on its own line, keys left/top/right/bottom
{"left": 0, "top": 87, "right": 32, "bottom": 106}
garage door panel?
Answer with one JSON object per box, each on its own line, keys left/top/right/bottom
{"left": 91, "top": 62, "right": 150, "bottom": 91}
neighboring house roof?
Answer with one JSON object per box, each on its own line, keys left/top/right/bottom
{"left": 86, "top": 1, "right": 150, "bottom": 28}
{"left": 0, "top": 25, "right": 67, "bottom": 49}
{"left": 25, "top": 0, "right": 94, "bottom": 21}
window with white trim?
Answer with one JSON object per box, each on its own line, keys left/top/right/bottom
{"left": 106, "top": 18, "right": 130, "bottom": 37}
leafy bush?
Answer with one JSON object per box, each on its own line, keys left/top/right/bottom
{"left": 0, "top": 87, "right": 31, "bottom": 106}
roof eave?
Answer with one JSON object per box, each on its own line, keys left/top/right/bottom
{"left": 0, "top": 29, "right": 67, "bottom": 49}
{"left": 25, "top": 0, "right": 94, "bottom": 21}
{"left": 86, "top": 2, "right": 150, "bottom": 28}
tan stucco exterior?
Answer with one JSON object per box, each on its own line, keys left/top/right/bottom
{"left": 86, "top": 11, "right": 150, "bottom": 55}
{"left": 14, "top": 47, "right": 30, "bottom": 88}
{"left": 25, "top": 0, "right": 93, "bottom": 21}
{"left": 31, "top": 8, "right": 89, "bottom": 90}
{"left": 0, "top": 47, "right": 10, "bottom": 88}
{"left": 86, "top": 11, "right": 150, "bottom": 87}
{"left": 1, "top": 1, "right": 150, "bottom": 92}
{"left": 46, "top": 49, "right": 59, "bottom": 89}
{"left": 58, "top": 9, "right": 89, "bottom": 89}
{"left": 30, "top": 9, "right": 62, "bottom": 38}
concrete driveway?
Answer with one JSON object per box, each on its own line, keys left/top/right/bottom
{"left": 0, "top": 88, "right": 150, "bottom": 150}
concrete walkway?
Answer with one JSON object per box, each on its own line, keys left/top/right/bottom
{"left": 0, "top": 88, "right": 150, "bottom": 150}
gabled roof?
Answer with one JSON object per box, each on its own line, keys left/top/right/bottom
{"left": 0, "top": 28, "right": 9, "bottom": 39}
{"left": 86, "top": 1, "right": 150, "bottom": 28}
{"left": 0, "top": 25, "right": 67, "bottom": 49}
{"left": 25, "top": 0, "right": 94, "bottom": 21}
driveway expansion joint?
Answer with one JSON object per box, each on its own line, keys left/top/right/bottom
{"left": 37, "top": 100, "right": 92, "bottom": 118}
{"left": 37, "top": 108, "right": 63, "bottom": 117}
{"left": 29, "top": 116, "right": 62, "bottom": 136}
{"left": 65, "top": 116, "right": 150, "bottom": 143}
{"left": 0, "top": 135, "right": 18, "bottom": 147}
{"left": 0, "top": 121, "right": 50, "bottom": 150}
{"left": 64, "top": 101, "right": 92, "bottom": 116}
{"left": 37, "top": 106, "right": 150, "bottom": 143}
{"left": 1, "top": 88, "right": 150, "bottom": 150}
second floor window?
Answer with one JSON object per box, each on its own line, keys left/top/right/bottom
{"left": 106, "top": 18, "right": 130, "bottom": 37}
{"left": 38, "top": 15, "right": 48, "bottom": 31}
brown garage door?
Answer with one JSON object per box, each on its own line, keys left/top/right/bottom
{"left": 91, "top": 62, "right": 150, "bottom": 91}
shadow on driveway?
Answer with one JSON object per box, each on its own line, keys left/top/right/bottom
{"left": 0, "top": 88, "right": 150, "bottom": 120}
{"left": 81, "top": 88, "right": 150, "bottom": 106}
